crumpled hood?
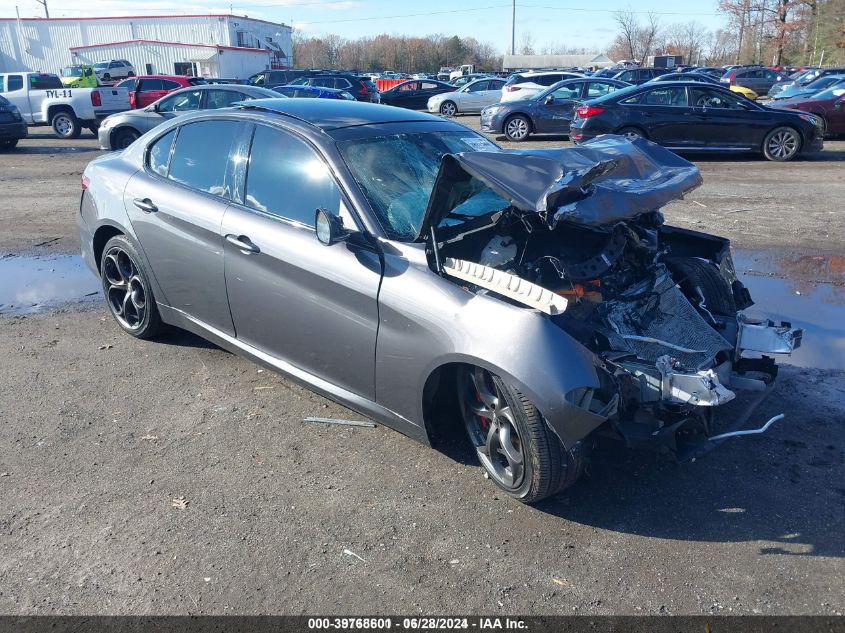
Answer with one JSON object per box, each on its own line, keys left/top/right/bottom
{"left": 419, "top": 135, "right": 702, "bottom": 239}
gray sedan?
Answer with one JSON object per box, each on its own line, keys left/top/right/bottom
{"left": 78, "top": 99, "right": 802, "bottom": 503}
{"left": 97, "top": 84, "right": 279, "bottom": 150}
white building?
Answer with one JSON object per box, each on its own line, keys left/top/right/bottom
{"left": 0, "top": 13, "right": 292, "bottom": 79}
{"left": 503, "top": 54, "right": 616, "bottom": 71}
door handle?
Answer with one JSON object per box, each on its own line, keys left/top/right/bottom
{"left": 225, "top": 234, "right": 260, "bottom": 254}
{"left": 133, "top": 198, "right": 158, "bottom": 213}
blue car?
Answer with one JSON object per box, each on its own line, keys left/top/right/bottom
{"left": 480, "top": 77, "right": 630, "bottom": 141}
{"left": 270, "top": 85, "right": 356, "bottom": 100}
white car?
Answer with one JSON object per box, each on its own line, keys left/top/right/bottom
{"left": 500, "top": 70, "right": 584, "bottom": 102}
{"left": 427, "top": 78, "right": 507, "bottom": 116}
{"left": 93, "top": 59, "right": 135, "bottom": 83}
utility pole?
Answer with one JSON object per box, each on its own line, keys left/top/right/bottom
{"left": 34, "top": 0, "right": 49, "bottom": 18}
{"left": 511, "top": 0, "right": 516, "bottom": 55}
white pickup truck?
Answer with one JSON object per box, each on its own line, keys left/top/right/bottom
{"left": 0, "top": 72, "right": 130, "bottom": 139}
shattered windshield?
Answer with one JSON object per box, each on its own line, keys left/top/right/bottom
{"left": 338, "top": 131, "right": 503, "bottom": 240}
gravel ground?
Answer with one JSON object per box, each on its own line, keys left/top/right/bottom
{"left": 0, "top": 125, "right": 843, "bottom": 615}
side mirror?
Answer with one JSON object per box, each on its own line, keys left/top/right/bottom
{"left": 835, "top": 99, "right": 843, "bottom": 109}
{"left": 315, "top": 208, "right": 349, "bottom": 246}
{"left": 544, "top": 94, "right": 555, "bottom": 105}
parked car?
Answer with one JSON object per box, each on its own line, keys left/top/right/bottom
{"left": 689, "top": 66, "right": 725, "bottom": 79}
{"left": 97, "top": 84, "right": 279, "bottom": 150}
{"left": 288, "top": 74, "right": 380, "bottom": 103}
{"left": 247, "top": 69, "right": 315, "bottom": 86}
{"left": 379, "top": 79, "right": 454, "bottom": 109}
{"left": 451, "top": 73, "right": 490, "bottom": 88}
{"left": 78, "top": 98, "right": 803, "bottom": 503}
{"left": 205, "top": 78, "right": 250, "bottom": 85}
{"left": 611, "top": 67, "right": 672, "bottom": 85}
{"left": 116, "top": 76, "right": 207, "bottom": 109}
{"left": 770, "top": 74, "right": 845, "bottom": 101}
{"left": 0, "top": 71, "right": 129, "bottom": 138}
{"left": 720, "top": 65, "right": 786, "bottom": 95}
{"left": 768, "top": 67, "right": 845, "bottom": 99}
{"left": 0, "top": 94, "right": 27, "bottom": 150}
{"left": 427, "top": 78, "right": 507, "bottom": 116}
{"left": 480, "top": 78, "right": 630, "bottom": 141}
{"left": 60, "top": 64, "right": 98, "bottom": 88}
{"left": 569, "top": 82, "right": 824, "bottom": 161}
{"left": 775, "top": 85, "right": 845, "bottom": 137}
{"left": 650, "top": 72, "right": 759, "bottom": 100}
{"left": 271, "top": 85, "right": 355, "bottom": 100}
{"left": 93, "top": 60, "right": 135, "bottom": 83}
{"left": 501, "top": 71, "right": 584, "bottom": 102}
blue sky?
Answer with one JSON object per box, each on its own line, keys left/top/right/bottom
{"left": 8, "top": 0, "right": 726, "bottom": 53}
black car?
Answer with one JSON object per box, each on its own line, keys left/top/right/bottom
{"left": 289, "top": 74, "right": 380, "bottom": 103}
{"left": 380, "top": 79, "right": 454, "bottom": 109}
{"left": 569, "top": 82, "right": 824, "bottom": 161}
{"left": 650, "top": 72, "right": 720, "bottom": 85}
{"left": 480, "top": 78, "right": 630, "bottom": 141}
{"left": 0, "top": 95, "right": 27, "bottom": 150}
{"left": 247, "top": 69, "right": 316, "bottom": 87}
{"left": 611, "top": 67, "right": 672, "bottom": 85}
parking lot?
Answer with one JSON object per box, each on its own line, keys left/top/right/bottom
{"left": 1, "top": 126, "right": 843, "bottom": 615}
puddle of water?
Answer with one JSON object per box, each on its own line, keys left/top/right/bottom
{"left": 733, "top": 250, "right": 845, "bottom": 370}
{"left": 0, "top": 254, "right": 101, "bottom": 315}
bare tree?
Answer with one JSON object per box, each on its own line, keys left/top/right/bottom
{"left": 519, "top": 31, "right": 536, "bottom": 55}
{"left": 611, "top": 9, "right": 661, "bottom": 62}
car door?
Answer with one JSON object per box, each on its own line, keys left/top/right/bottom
{"left": 137, "top": 78, "right": 166, "bottom": 108}
{"left": 533, "top": 82, "right": 583, "bottom": 132}
{"left": 459, "top": 80, "right": 489, "bottom": 111}
{"left": 417, "top": 82, "right": 443, "bottom": 108}
{"left": 1, "top": 74, "right": 31, "bottom": 120}
{"left": 221, "top": 123, "right": 381, "bottom": 399}
{"left": 152, "top": 88, "right": 203, "bottom": 125}
{"left": 204, "top": 88, "right": 252, "bottom": 109}
{"left": 686, "top": 86, "right": 760, "bottom": 148}
{"left": 390, "top": 81, "right": 417, "bottom": 108}
{"left": 482, "top": 79, "right": 506, "bottom": 107}
{"left": 122, "top": 120, "right": 243, "bottom": 335}
{"left": 621, "top": 86, "right": 691, "bottom": 145}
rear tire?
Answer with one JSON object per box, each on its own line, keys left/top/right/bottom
{"left": 666, "top": 256, "right": 736, "bottom": 316}
{"left": 0, "top": 139, "right": 18, "bottom": 150}
{"left": 617, "top": 126, "right": 646, "bottom": 141}
{"left": 51, "top": 110, "right": 81, "bottom": 139}
{"left": 762, "top": 126, "right": 801, "bottom": 161}
{"left": 457, "top": 366, "right": 586, "bottom": 503}
{"left": 100, "top": 235, "right": 164, "bottom": 340}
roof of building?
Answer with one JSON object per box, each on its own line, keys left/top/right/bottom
{"left": 236, "top": 98, "right": 441, "bottom": 130}
{"left": 69, "top": 39, "right": 270, "bottom": 54}
{"left": 503, "top": 54, "right": 616, "bottom": 70}
{"left": 0, "top": 13, "right": 289, "bottom": 29}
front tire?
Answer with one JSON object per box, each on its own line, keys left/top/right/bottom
{"left": 0, "top": 139, "right": 19, "bottom": 150}
{"left": 52, "top": 110, "right": 81, "bottom": 139}
{"left": 113, "top": 128, "right": 140, "bottom": 150}
{"left": 504, "top": 114, "right": 531, "bottom": 141}
{"left": 439, "top": 100, "right": 457, "bottom": 117}
{"left": 100, "top": 236, "right": 164, "bottom": 339}
{"left": 457, "top": 366, "right": 586, "bottom": 503}
{"left": 762, "top": 126, "right": 801, "bottom": 161}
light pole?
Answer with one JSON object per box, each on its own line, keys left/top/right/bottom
{"left": 511, "top": 0, "right": 516, "bottom": 55}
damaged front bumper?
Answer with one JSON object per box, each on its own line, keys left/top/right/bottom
{"left": 607, "top": 317, "right": 803, "bottom": 460}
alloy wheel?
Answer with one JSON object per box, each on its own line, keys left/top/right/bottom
{"left": 440, "top": 101, "right": 457, "bottom": 117}
{"left": 458, "top": 367, "right": 525, "bottom": 489}
{"left": 766, "top": 129, "right": 798, "bottom": 160}
{"left": 505, "top": 116, "right": 529, "bottom": 140}
{"left": 102, "top": 246, "right": 147, "bottom": 330}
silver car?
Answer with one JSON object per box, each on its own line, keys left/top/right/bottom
{"left": 78, "top": 99, "right": 802, "bottom": 503}
{"left": 98, "top": 84, "right": 280, "bottom": 150}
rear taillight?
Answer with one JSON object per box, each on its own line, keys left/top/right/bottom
{"left": 575, "top": 105, "right": 605, "bottom": 118}
{"left": 129, "top": 92, "right": 136, "bottom": 108}
{"left": 81, "top": 176, "right": 90, "bottom": 191}
{"left": 91, "top": 90, "right": 101, "bottom": 107}
{"left": 504, "top": 85, "right": 520, "bottom": 92}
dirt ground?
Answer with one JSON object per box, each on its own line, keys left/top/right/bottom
{"left": 0, "top": 126, "right": 843, "bottom": 615}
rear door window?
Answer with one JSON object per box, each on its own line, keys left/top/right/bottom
{"left": 244, "top": 125, "right": 340, "bottom": 227}
{"left": 205, "top": 89, "right": 249, "bottom": 109}
{"left": 148, "top": 129, "right": 176, "bottom": 177}
{"left": 641, "top": 87, "right": 688, "bottom": 106}
{"left": 586, "top": 82, "right": 618, "bottom": 98}
{"left": 160, "top": 79, "right": 182, "bottom": 90}
{"left": 167, "top": 120, "right": 240, "bottom": 197}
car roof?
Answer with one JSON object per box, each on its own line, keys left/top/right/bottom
{"left": 234, "top": 98, "right": 441, "bottom": 131}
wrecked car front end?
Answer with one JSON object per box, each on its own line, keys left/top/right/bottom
{"left": 422, "top": 136, "right": 803, "bottom": 460}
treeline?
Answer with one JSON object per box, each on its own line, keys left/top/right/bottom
{"left": 607, "top": 0, "right": 844, "bottom": 67}
{"left": 292, "top": 33, "right": 502, "bottom": 72}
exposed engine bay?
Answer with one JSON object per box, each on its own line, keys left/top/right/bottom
{"left": 423, "top": 137, "right": 803, "bottom": 459}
